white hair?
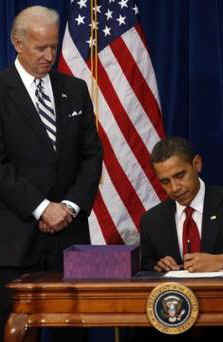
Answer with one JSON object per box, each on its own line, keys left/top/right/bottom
{"left": 11, "top": 6, "right": 59, "bottom": 44}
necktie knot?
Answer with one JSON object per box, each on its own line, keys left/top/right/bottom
{"left": 34, "top": 78, "right": 42, "bottom": 88}
{"left": 185, "top": 206, "right": 194, "bottom": 218}
{"left": 34, "top": 79, "right": 43, "bottom": 100}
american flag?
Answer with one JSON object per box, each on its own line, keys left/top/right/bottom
{"left": 58, "top": 0, "right": 167, "bottom": 244}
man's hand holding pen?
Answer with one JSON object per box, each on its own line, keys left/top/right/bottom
{"left": 183, "top": 252, "right": 223, "bottom": 272}
{"left": 183, "top": 239, "right": 223, "bottom": 272}
{"left": 182, "top": 240, "right": 216, "bottom": 272}
{"left": 154, "top": 240, "right": 223, "bottom": 273}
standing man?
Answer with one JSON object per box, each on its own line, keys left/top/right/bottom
{"left": 0, "top": 5, "right": 102, "bottom": 341}
{"left": 140, "top": 136, "right": 223, "bottom": 272}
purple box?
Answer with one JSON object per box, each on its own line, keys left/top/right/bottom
{"left": 63, "top": 245, "right": 140, "bottom": 279}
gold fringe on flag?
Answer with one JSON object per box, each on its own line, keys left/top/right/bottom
{"left": 90, "top": 0, "right": 99, "bottom": 130}
{"left": 90, "top": 0, "right": 103, "bottom": 185}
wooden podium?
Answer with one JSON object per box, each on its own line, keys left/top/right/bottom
{"left": 4, "top": 272, "right": 223, "bottom": 341}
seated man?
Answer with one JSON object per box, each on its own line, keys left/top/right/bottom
{"left": 140, "top": 136, "right": 223, "bottom": 273}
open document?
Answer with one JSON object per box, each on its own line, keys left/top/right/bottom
{"left": 163, "top": 270, "right": 223, "bottom": 278}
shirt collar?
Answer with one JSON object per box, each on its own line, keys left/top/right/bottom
{"left": 15, "top": 58, "right": 50, "bottom": 88}
{"left": 176, "top": 178, "right": 205, "bottom": 218}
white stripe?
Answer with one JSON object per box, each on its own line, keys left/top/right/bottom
{"left": 122, "top": 27, "right": 161, "bottom": 108}
{"left": 47, "top": 130, "right": 56, "bottom": 142}
{"left": 88, "top": 210, "right": 106, "bottom": 244}
{"left": 38, "top": 102, "right": 56, "bottom": 122}
{"left": 39, "top": 115, "right": 57, "bottom": 133}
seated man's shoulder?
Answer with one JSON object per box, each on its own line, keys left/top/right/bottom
{"left": 142, "top": 198, "right": 174, "bottom": 219}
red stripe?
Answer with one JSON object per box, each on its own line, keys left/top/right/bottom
{"left": 110, "top": 31, "right": 165, "bottom": 138}
{"left": 93, "top": 190, "right": 123, "bottom": 244}
{"left": 87, "top": 57, "right": 167, "bottom": 201}
{"left": 58, "top": 53, "right": 73, "bottom": 75}
{"left": 98, "top": 122, "right": 147, "bottom": 228}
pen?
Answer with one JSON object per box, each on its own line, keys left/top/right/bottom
{"left": 187, "top": 240, "right": 191, "bottom": 253}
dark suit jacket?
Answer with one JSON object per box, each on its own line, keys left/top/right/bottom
{"left": 0, "top": 66, "right": 102, "bottom": 267}
{"left": 140, "top": 186, "right": 223, "bottom": 271}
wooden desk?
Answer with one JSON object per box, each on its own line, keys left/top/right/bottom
{"left": 5, "top": 272, "right": 223, "bottom": 342}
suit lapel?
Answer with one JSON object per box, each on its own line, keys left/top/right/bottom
{"left": 7, "top": 67, "right": 54, "bottom": 151}
{"left": 201, "top": 187, "right": 220, "bottom": 252}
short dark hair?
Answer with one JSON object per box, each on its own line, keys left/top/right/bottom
{"left": 151, "top": 137, "right": 196, "bottom": 164}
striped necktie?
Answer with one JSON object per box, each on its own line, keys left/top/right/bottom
{"left": 34, "top": 78, "right": 56, "bottom": 150}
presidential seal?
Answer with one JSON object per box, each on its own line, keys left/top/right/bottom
{"left": 147, "top": 282, "right": 199, "bottom": 335}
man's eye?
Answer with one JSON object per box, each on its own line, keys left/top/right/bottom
{"left": 176, "top": 172, "right": 185, "bottom": 179}
{"left": 160, "top": 179, "right": 169, "bottom": 185}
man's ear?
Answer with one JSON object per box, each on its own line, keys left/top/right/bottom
{"left": 192, "top": 154, "right": 202, "bottom": 173}
{"left": 12, "top": 37, "right": 23, "bottom": 54}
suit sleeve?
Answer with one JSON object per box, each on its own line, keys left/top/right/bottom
{"left": 0, "top": 83, "right": 45, "bottom": 219}
{"left": 140, "top": 212, "right": 159, "bottom": 271}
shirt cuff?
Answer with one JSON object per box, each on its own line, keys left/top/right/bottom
{"left": 62, "top": 200, "right": 80, "bottom": 215}
{"left": 32, "top": 199, "right": 50, "bottom": 220}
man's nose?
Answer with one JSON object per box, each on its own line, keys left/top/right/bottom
{"left": 45, "top": 48, "right": 54, "bottom": 61}
{"left": 170, "top": 180, "right": 180, "bottom": 192}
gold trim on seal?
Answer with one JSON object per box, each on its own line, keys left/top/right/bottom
{"left": 147, "top": 282, "right": 199, "bottom": 335}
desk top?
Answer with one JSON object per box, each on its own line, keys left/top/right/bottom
{"left": 7, "top": 271, "right": 223, "bottom": 292}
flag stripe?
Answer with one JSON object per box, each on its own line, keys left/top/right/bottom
{"left": 110, "top": 34, "right": 165, "bottom": 137}
{"left": 92, "top": 189, "right": 123, "bottom": 244}
{"left": 88, "top": 210, "right": 106, "bottom": 244}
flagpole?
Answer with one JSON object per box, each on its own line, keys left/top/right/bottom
{"left": 90, "top": 0, "right": 99, "bottom": 130}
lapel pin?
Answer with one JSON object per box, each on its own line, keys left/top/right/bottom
{"left": 210, "top": 215, "right": 216, "bottom": 220}
{"left": 61, "top": 93, "right": 68, "bottom": 98}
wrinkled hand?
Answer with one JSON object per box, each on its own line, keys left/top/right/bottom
{"left": 154, "top": 256, "right": 181, "bottom": 272}
{"left": 38, "top": 202, "right": 73, "bottom": 234}
{"left": 184, "top": 253, "right": 223, "bottom": 272}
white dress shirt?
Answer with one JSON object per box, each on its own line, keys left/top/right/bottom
{"left": 14, "top": 58, "right": 80, "bottom": 220}
{"left": 15, "top": 58, "right": 55, "bottom": 112}
{"left": 175, "top": 178, "right": 205, "bottom": 258}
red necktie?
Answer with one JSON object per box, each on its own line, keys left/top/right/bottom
{"left": 182, "top": 207, "right": 201, "bottom": 254}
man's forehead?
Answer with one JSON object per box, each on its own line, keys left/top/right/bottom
{"left": 153, "top": 155, "right": 190, "bottom": 177}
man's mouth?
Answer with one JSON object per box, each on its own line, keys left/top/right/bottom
{"left": 174, "top": 192, "right": 188, "bottom": 202}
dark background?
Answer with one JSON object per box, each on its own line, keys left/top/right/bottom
{"left": 1, "top": 0, "right": 223, "bottom": 184}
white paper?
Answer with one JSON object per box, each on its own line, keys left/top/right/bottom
{"left": 163, "top": 270, "right": 223, "bottom": 278}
